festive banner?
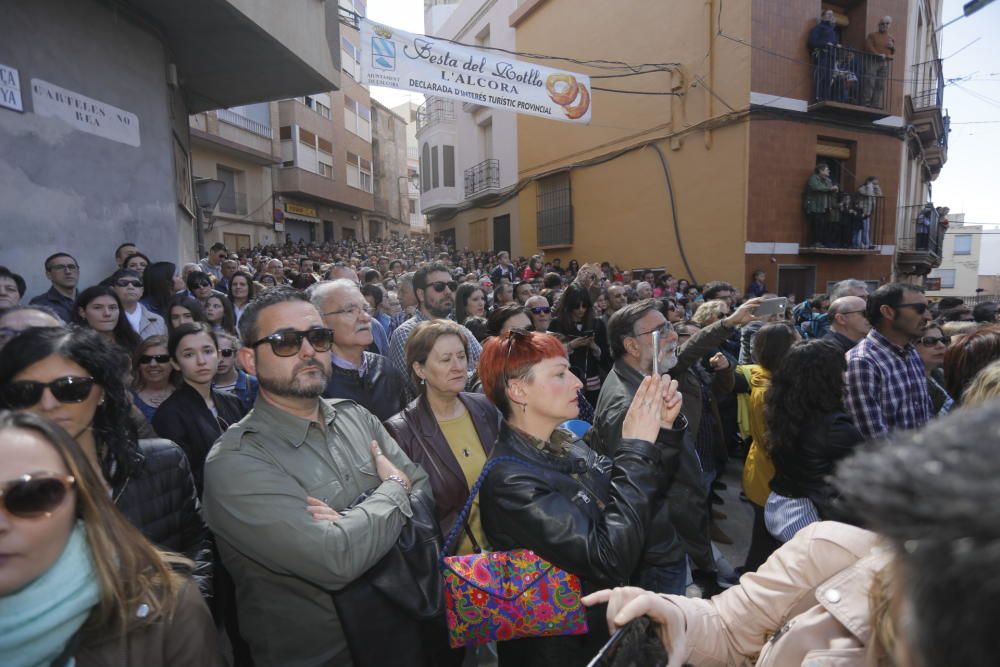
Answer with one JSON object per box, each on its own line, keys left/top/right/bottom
{"left": 361, "top": 18, "right": 592, "bottom": 124}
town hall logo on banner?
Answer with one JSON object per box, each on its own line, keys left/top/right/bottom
{"left": 371, "top": 26, "right": 396, "bottom": 71}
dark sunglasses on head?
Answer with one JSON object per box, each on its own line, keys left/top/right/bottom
{"left": 250, "top": 328, "right": 334, "bottom": 357}
{"left": 139, "top": 354, "right": 171, "bottom": 365}
{"left": 0, "top": 473, "right": 76, "bottom": 519}
{"left": 219, "top": 348, "right": 235, "bottom": 358}
{"left": 529, "top": 306, "right": 552, "bottom": 315}
{"left": 114, "top": 279, "right": 143, "bottom": 288}
{"left": 895, "top": 302, "right": 929, "bottom": 315}
{"left": 918, "top": 335, "right": 951, "bottom": 346}
{"left": 0, "top": 376, "right": 96, "bottom": 409}
{"left": 428, "top": 281, "right": 458, "bottom": 293}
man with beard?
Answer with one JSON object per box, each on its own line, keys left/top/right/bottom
{"left": 315, "top": 279, "right": 407, "bottom": 421}
{"left": 387, "top": 262, "right": 482, "bottom": 400}
{"left": 202, "top": 286, "right": 430, "bottom": 667}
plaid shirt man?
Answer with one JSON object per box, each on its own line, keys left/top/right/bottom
{"left": 845, "top": 329, "right": 932, "bottom": 440}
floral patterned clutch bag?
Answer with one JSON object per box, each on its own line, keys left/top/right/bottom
{"left": 440, "top": 456, "right": 588, "bottom": 648}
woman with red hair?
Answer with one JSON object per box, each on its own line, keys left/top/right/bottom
{"left": 476, "top": 329, "right": 685, "bottom": 666}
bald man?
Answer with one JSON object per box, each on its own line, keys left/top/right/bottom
{"left": 823, "top": 296, "right": 871, "bottom": 353}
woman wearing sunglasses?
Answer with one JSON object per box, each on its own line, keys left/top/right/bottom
{"left": 130, "top": 336, "right": 175, "bottom": 423}
{"left": 186, "top": 271, "right": 217, "bottom": 303}
{"left": 550, "top": 283, "right": 612, "bottom": 406}
{"left": 111, "top": 268, "right": 167, "bottom": 341}
{"left": 152, "top": 323, "right": 247, "bottom": 496}
{"left": 0, "top": 327, "right": 212, "bottom": 595}
{"left": 73, "top": 285, "right": 141, "bottom": 354}
{"left": 915, "top": 322, "right": 954, "bottom": 415}
{"left": 455, "top": 283, "right": 487, "bottom": 326}
{"left": 0, "top": 410, "right": 220, "bottom": 666}
{"left": 476, "top": 330, "right": 683, "bottom": 666}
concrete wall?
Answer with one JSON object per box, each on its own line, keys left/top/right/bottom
{"left": 514, "top": 0, "right": 752, "bottom": 284}
{"left": 0, "top": 0, "right": 191, "bottom": 297}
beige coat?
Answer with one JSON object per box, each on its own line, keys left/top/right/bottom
{"left": 664, "top": 522, "right": 890, "bottom": 666}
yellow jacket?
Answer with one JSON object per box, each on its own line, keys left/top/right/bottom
{"left": 741, "top": 365, "right": 775, "bottom": 507}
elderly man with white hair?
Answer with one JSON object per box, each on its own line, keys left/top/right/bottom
{"left": 313, "top": 279, "right": 407, "bottom": 421}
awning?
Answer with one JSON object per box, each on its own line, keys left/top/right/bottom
{"left": 282, "top": 213, "right": 321, "bottom": 224}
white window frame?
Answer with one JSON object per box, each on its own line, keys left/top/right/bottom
{"left": 936, "top": 268, "right": 956, "bottom": 289}
{"left": 953, "top": 234, "right": 972, "bottom": 255}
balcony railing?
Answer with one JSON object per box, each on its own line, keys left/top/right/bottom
{"left": 464, "top": 159, "right": 501, "bottom": 199}
{"left": 811, "top": 44, "right": 893, "bottom": 112}
{"left": 897, "top": 204, "right": 943, "bottom": 256}
{"left": 217, "top": 108, "right": 273, "bottom": 139}
{"left": 911, "top": 59, "right": 944, "bottom": 111}
{"left": 801, "top": 189, "right": 886, "bottom": 253}
{"left": 217, "top": 190, "right": 248, "bottom": 215}
{"left": 415, "top": 98, "right": 455, "bottom": 133}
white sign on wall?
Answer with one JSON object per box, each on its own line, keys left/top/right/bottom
{"left": 361, "top": 18, "right": 592, "bottom": 124}
{"left": 0, "top": 65, "right": 22, "bottom": 112}
{"left": 31, "top": 79, "right": 140, "bottom": 147}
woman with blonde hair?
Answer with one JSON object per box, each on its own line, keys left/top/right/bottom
{"left": 961, "top": 359, "right": 1000, "bottom": 407}
{"left": 0, "top": 409, "right": 218, "bottom": 665}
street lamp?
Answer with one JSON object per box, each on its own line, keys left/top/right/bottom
{"left": 193, "top": 177, "right": 226, "bottom": 259}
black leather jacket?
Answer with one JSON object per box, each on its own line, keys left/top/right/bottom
{"left": 480, "top": 421, "right": 683, "bottom": 667}
{"left": 769, "top": 411, "right": 863, "bottom": 518}
{"left": 113, "top": 438, "right": 214, "bottom": 596}
{"left": 323, "top": 351, "right": 407, "bottom": 422}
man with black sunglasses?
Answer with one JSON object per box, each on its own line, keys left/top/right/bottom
{"left": 387, "top": 262, "right": 482, "bottom": 400}
{"left": 29, "top": 252, "right": 80, "bottom": 323}
{"left": 203, "top": 286, "right": 429, "bottom": 667}
{"left": 846, "top": 283, "right": 934, "bottom": 440}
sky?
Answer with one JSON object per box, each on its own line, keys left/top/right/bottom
{"left": 364, "top": 0, "right": 1000, "bottom": 273}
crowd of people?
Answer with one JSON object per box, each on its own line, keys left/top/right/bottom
{"left": 1, "top": 236, "right": 999, "bottom": 667}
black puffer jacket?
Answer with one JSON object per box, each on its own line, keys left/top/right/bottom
{"left": 480, "top": 422, "right": 682, "bottom": 667}
{"left": 113, "top": 438, "right": 213, "bottom": 596}
{"left": 768, "top": 411, "right": 863, "bottom": 518}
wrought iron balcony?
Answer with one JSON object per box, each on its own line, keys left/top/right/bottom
{"left": 911, "top": 59, "right": 944, "bottom": 111}
{"left": 464, "top": 159, "right": 501, "bottom": 200}
{"left": 800, "top": 188, "right": 885, "bottom": 255}
{"left": 809, "top": 44, "right": 893, "bottom": 116}
{"left": 415, "top": 98, "right": 455, "bottom": 134}
{"left": 895, "top": 203, "right": 943, "bottom": 276}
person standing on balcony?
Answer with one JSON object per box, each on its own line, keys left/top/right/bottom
{"left": 805, "top": 164, "right": 839, "bottom": 247}
{"left": 855, "top": 176, "right": 882, "bottom": 248}
{"left": 808, "top": 10, "right": 840, "bottom": 101}
{"left": 863, "top": 16, "right": 895, "bottom": 108}
{"left": 916, "top": 204, "right": 935, "bottom": 250}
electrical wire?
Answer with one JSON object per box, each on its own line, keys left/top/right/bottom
{"left": 649, "top": 144, "right": 697, "bottom": 283}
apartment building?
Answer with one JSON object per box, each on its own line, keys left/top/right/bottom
{"left": 392, "top": 100, "right": 429, "bottom": 235}
{"left": 370, "top": 100, "right": 411, "bottom": 239}
{"left": 926, "top": 215, "right": 982, "bottom": 298}
{"left": 1, "top": 0, "right": 341, "bottom": 293}
{"left": 190, "top": 102, "right": 281, "bottom": 251}
{"left": 417, "top": 0, "right": 520, "bottom": 253}
{"left": 505, "top": 0, "right": 946, "bottom": 295}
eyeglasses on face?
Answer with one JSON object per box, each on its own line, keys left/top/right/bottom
{"left": 323, "top": 304, "right": 374, "bottom": 318}
{"left": 195, "top": 281, "right": 213, "bottom": 289}
{"left": 428, "top": 281, "right": 458, "bottom": 293}
{"left": 0, "top": 473, "right": 76, "bottom": 519}
{"left": 529, "top": 306, "right": 552, "bottom": 315}
{"left": 139, "top": 354, "right": 171, "bottom": 365}
{"left": 633, "top": 323, "right": 674, "bottom": 338}
{"left": 218, "top": 348, "right": 235, "bottom": 358}
{"left": 895, "top": 302, "right": 929, "bottom": 315}
{"left": 250, "top": 328, "right": 334, "bottom": 357}
{"left": 46, "top": 263, "right": 78, "bottom": 272}
{"left": 114, "top": 279, "right": 143, "bottom": 288}
{"left": 0, "top": 376, "right": 96, "bottom": 409}
{"left": 918, "top": 335, "right": 950, "bottom": 346}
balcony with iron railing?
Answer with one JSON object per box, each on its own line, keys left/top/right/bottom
{"left": 906, "top": 59, "right": 946, "bottom": 147}
{"left": 800, "top": 189, "right": 886, "bottom": 255}
{"left": 895, "top": 203, "right": 943, "bottom": 276}
{"left": 415, "top": 98, "right": 455, "bottom": 135}
{"left": 464, "top": 159, "right": 501, "bottom": 200}
{"left": 809, "top": 44, "right": 893, "bottom": 118}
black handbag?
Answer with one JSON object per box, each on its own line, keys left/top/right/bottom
{"left": 331, "top": 487, "right": 457, "bottom": 667}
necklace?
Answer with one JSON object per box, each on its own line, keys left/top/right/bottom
{"left": 140, "top": 387, "right": 173, "bottom": 406}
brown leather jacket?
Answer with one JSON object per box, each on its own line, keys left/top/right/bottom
{"left": 383, "top": 391, "right": 500, "bottom": 542}
{"left": 74, "top": 578, "right": 221, "bottom": 667}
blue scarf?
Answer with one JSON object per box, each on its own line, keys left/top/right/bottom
{"left": 0, "top": 522, "right": 100, "bottom": 667}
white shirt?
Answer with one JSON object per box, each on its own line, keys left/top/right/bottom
{"left": 124, "top": 304, "right": 143, "bottom": 333}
